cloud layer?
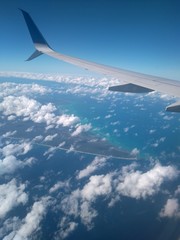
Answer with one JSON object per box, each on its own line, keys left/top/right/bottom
{"left": 0, "top": 95, "right": 79, "bottom": 129}
{"left": 0, "top": 72, "right": 179, "bottom": 239}
{"left": 60, "top": 163, "right": 178, "bottom": 230}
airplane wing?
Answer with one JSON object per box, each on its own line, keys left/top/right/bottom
{"left": 20, "top": 9, "right": 180, "bottom": 112}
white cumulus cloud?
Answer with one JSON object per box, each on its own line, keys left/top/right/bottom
{"left": 116, "top": 164, "right": 178, "bottom": 199}
{"left": 0, "top": 96, "right": 80, "bottom": 128}
{"left": 81, "top": 174, "right": 112, "bottom": 202}
{"left": 60, "top": 162, "right": 178, "bottom": 231}
{"left": 57, "top": 114, "right": 79, "bottom": 127}
{"left": 0, "top": 82, "right": 51, "bottom": 98}
{"left": 0, "top": 141, "right": 33, "bottom": 176}
{"left": 159, "top": 198, "right": 180, "bottom": 218}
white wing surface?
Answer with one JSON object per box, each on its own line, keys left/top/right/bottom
{"left": 20, "top": 10, "right": 180, "bottom": 112}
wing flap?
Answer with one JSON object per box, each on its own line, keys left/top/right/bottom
{"left": 108, "top": 83, "right": 154, "bottom": 93}
{"left": 166, "top": 102, "right": 180, "bottom": 112}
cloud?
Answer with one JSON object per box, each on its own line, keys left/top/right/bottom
{"left": 130, "top": 148, "right": 140, "bottom": 157}
{"left": 49, "top": 180, "right": 70, "bottom": 194}
{"left": 33, "top": 135, "right": 43, "bottom": 142}
{"left": 61, "top": 173, "right": 112, "bottom": 229}
{"left": 4, "top": 197, "right": 50, "bottom": 240}
{"left": 151, "top": 137, "right": 166, "bottom": 148}
{"left": 1, "top": 71, "right": 179, "bottom": 237}
{"left": 2, "top": 131, "right": 17, "bottom": 138}
{"left": 0, "top": 141, "right": 33, "bottom": 176}
{"left": 77, "top": 156, "right": 107, "bottom": 179}
{"left": 159, "top": 198, "right": 180, "bottom": 218}
{"left": 116, "top": 163, "right": 178, "bottom": 199}
{"left": 0, "top": 71, "right": 122, "bottom": 97}
{"left": 57, "top": 114, "right": 79, "bottom": 127}
{"left": 44, "top": 147, "right": 57, "bottom": 159}
{"left": 163, "top": 115, "right": 174, "bottom": 121}
{"left": 60, "top": 162, "right": 178, "bottom": 231}
{"left": 61, "top": 190, "right": 80, "bottom": 218}
{"left": 105, "top": 114, "right": 112, "bottom": 119}
{"left": 56, "top": 217, "right": 78, "bottom": 239}
{"left": 1, "top": 142, "right": 32, "bottom": 157}
{"left": 175, "top": 185, "right": 180, "bottom": 196}
{"left": 0, "top": 72, "right": 177, "bottom": 107}
{"left": 0, "top": 96, "right": 79, "bottom": 128}
{"left": 149, "top": 129, "right": 156, "bottom": 134}
{"left": 0, "top": 179, "right": 28, "bottom": 219}
{"left": 0, "top": 155, "right": 24, "bottom": 175}
{"left": 124, "top": 127, "right": 129, "bottom": 133}
{"left": 0, "top": 95, "right": 43, "bottom": 119}
{"left": 44, "top": 134, "right": 58, "bottom": 142}
{"left": 71, "top": 123, "right": 92, "bottom": 137}
{"left": 81, "top": 174, "right": 112, "bottom": 202}
{"left": 0, "top": 82, "right": 51, "bottom": 99}
{"left": 0, "top": 217, "right": 21, "bottom": 240}
{"left": 61, "top": 189, "right": 97, "bottom": 229}
{"left": 79, "top": 201, "right": 97, "bottom": 229}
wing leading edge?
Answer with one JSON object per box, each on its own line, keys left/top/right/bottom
{"left": 20, "top": 10, "right": 180, "bottom": 112}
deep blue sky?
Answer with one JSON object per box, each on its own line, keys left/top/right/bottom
{"left": 0, "top": 0, "right": 180, "bottom": 79}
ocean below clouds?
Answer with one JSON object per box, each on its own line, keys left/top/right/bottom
{"left": 0, "top": 72, "right": 179, "bottom": 240}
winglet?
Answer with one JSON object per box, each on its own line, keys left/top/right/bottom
{"left": 26, "top": 50, "right": 43, "bottom": 61}
{"left": 20, "top": 9, "right": 51, "bottom": 60}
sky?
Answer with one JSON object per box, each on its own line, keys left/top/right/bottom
{"left": 0, "top": 0, "right": 180, "bottom": 79}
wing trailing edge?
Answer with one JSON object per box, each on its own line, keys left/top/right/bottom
{"left": 166, "top": 102, "right": 180, "bottom": 112}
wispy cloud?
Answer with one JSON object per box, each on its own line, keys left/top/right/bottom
{"left": 71, "top": 123, "right": 92, "bottom": 137}
{"left": 55, "top": 217, "right": 78, "bottom": 239}
{"left": 44, "top": 134, "right": 58, "bottom": 142}
{"left": 49, "top": 180, "right": 70, "bottom": 194}
{"left": 3, "top": 197, "right": 51, "bottom": 240}
{"left": 0, "top": 179, "right": 28, "bottom": 219}
{"left": 77, "top": 156, "right": 107, "bottom": 179}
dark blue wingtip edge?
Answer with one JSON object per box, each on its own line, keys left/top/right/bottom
{"left": 20, "top": 9, "right": 51, "bottom": 61}
{"left": 20, "top": 8, "right": 49, "bottom": 46}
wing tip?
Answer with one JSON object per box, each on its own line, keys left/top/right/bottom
{"left": 20, "top": 8, "right": 50, "bottom": 47}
